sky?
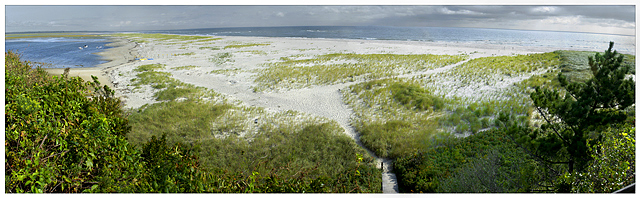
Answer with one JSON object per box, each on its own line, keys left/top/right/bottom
{"left": 3, "top": 2, "right": 637, "bottom": 36}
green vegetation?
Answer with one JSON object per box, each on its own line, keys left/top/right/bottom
{"left": 173, "top": 52, "right": 195, "bottom": 56}
{"left": 224, "top": 43, "right": 270, "bottom": 49}
{"left": 393, "top": 42, "right": 635, "bottom": 193}
{"left": 171, "top": 65, "right": 199, "bottom": 70}
{"left": 239, "top": 50, "right": 268, "bottom": 55}
{"left": 255, "top": 53, "right": 467, "bottom": 91}
{"left": 394, "top": 129, "right": 545, "bottom": 193}
{"left": 343, "top": 79, "right": 441, "bottom": 158}
{"left": 522, "top": 42, "right": 635, "bottom": 173}
{"left": 555, "top": 124, "right": 635, "bottom": 193}
{"left": 6, "top": 50, "right": 381, "bottom": 193}
{"left": 210, "top": 52, "right": 234, "bottom": 65}
{"left": 208, "top": 68, "right": 242, "bottom": 76}
{"left": 199, "top": 46, "right": 221, "bottom": 50}
{"left": 445, "top": 52, "right": 561, "bottom": 85}
{"left": 6, "top": 51, "right": 142, "bottom": 192}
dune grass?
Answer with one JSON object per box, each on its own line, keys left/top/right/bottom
{"left": 254, "top": 53, "right": 468, "bottom": 91}
{"left": 123, "top": 60, "right": 381, "bottom": 192}
{"left": 172, "top": 65, "right": 200, "bottom": 70}
{"left": 173, "top": 52, "right": 196, "bottom": 56}
{"left": 342, "top": 79, "right": 442, "bottom": 158}
{"left": 239, "top": 50, "right": 268, "bottom": 56}
{"left": 199, "top": 46, "right": 221, "bottom": 50}
{"left": 340, "top": 52, "right": 572, "bottom": 158}
{"left": 224, "top": 43, "right": 271, "bottom": 49}
{"left": 444, "top": 52, "right": 561, "bottom": 85}
{"left": 210, "top": 52, "right": 235, "bottom": 65}
{"left": 208, "top": 68, "right": 242, "bottom": 76}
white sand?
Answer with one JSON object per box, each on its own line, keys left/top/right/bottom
{"left": 89, "top": 35, "right": 564, "bottom": 193}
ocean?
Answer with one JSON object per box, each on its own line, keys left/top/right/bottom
{"left": 5, "top": 37, "right": 113, "bottom": 68}
{"left": 5, "top": 26, "right": 636, "bottom": 68}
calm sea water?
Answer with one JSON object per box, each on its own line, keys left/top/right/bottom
{"left": 5, "top": 26, "right": 636, "bottom": 68}
{"left": 5, "top": 37, "right": 112, "bottom": 68}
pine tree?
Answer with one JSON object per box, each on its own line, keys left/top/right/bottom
{"left": 528, "top": 41, "right": 634, "bottom": 173}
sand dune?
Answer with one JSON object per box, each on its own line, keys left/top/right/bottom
{"left": 67, "top": 35, "right": 560, "bottom": 193}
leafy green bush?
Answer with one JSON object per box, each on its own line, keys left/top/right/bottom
{"left": 554, "top": 124, "right": 635, "bottom": 193}
{"left": 393, "top": 128, "right": 545, "bottom": 193}
{"left": 5, "top": 51, "right": 144, "bottom": 193}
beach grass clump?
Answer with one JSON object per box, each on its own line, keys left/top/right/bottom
{"left": 239, "top": 50, "right": 268, "bottom": 56}
{"left": 343, "top": 79, "right": 443, "bottom": 158}
{"left": 255, "top": 53, "right": 467, "bottom": 91}
{"left": 173, "top": 52, "right": 195, "bottom": 56}
{"left": 224, "top": 43, "right": 270, "bottom": 49}
{"left": 210, "top": 52, "right": 235, "bottom": 65}
{"left": 208, "top": 68, "right": 242, "bottom": 76}
{"left": 172, "top": 65, "right": 199, "bottom": 70}
{"left": 130, "top": 70, "right": 176, "bottom": 89}
{"left": 133, "top": 63, "right": 166, "bottom": 72}
{"left": 199, "top": 46, "right": 221, "bottom": 50}
{"left": 445, "top": 52, "right": 561, "bottom": 85}
{"left": 130, "top": 64, "right": 222, "bottom": 102}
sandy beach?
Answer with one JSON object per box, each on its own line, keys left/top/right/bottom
{"left": 51, "top": 35, "right": 565, "bottom": 193}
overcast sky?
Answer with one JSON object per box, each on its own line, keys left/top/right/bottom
{"left": 4, "top": 4, "right": 637, "bottom": 35}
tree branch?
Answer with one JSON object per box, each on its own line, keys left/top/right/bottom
{"left": 536, "top": 107, "right": 570, "bottom": 145}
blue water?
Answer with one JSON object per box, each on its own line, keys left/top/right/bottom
{"left": 5, "top": 37, "right": 113, "bottom": 68}
{"left": 5, "top": 26, "right": 636, "bottom": 69}
{"left": 150, "top": 26, "right": 635, "bottom": 55}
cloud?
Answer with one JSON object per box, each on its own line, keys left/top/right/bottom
{"left": 439, "top": 7, "right": 484, "bottom": 15}
{"left": 531, "top": 6, "right": 558, "bottom": 13}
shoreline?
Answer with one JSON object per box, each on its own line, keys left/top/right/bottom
{"left": 44, "top": 37, "right": 139, "bottom": 90}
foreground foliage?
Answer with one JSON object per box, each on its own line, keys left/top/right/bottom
{"left": 394, "top": 129, "right": 546, "bottom": 193}
{"left": 5, "top": 51, "right": 141, "bottom": 192}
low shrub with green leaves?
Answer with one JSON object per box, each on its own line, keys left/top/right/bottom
{"left": 5, "top": 51, "right": 143, "bottom": 192}
{"left": 393, "top": 128, "right": 546, "bottom": 193}
{"left": 554, "top": 124, "right": 635, "bottom": 193}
